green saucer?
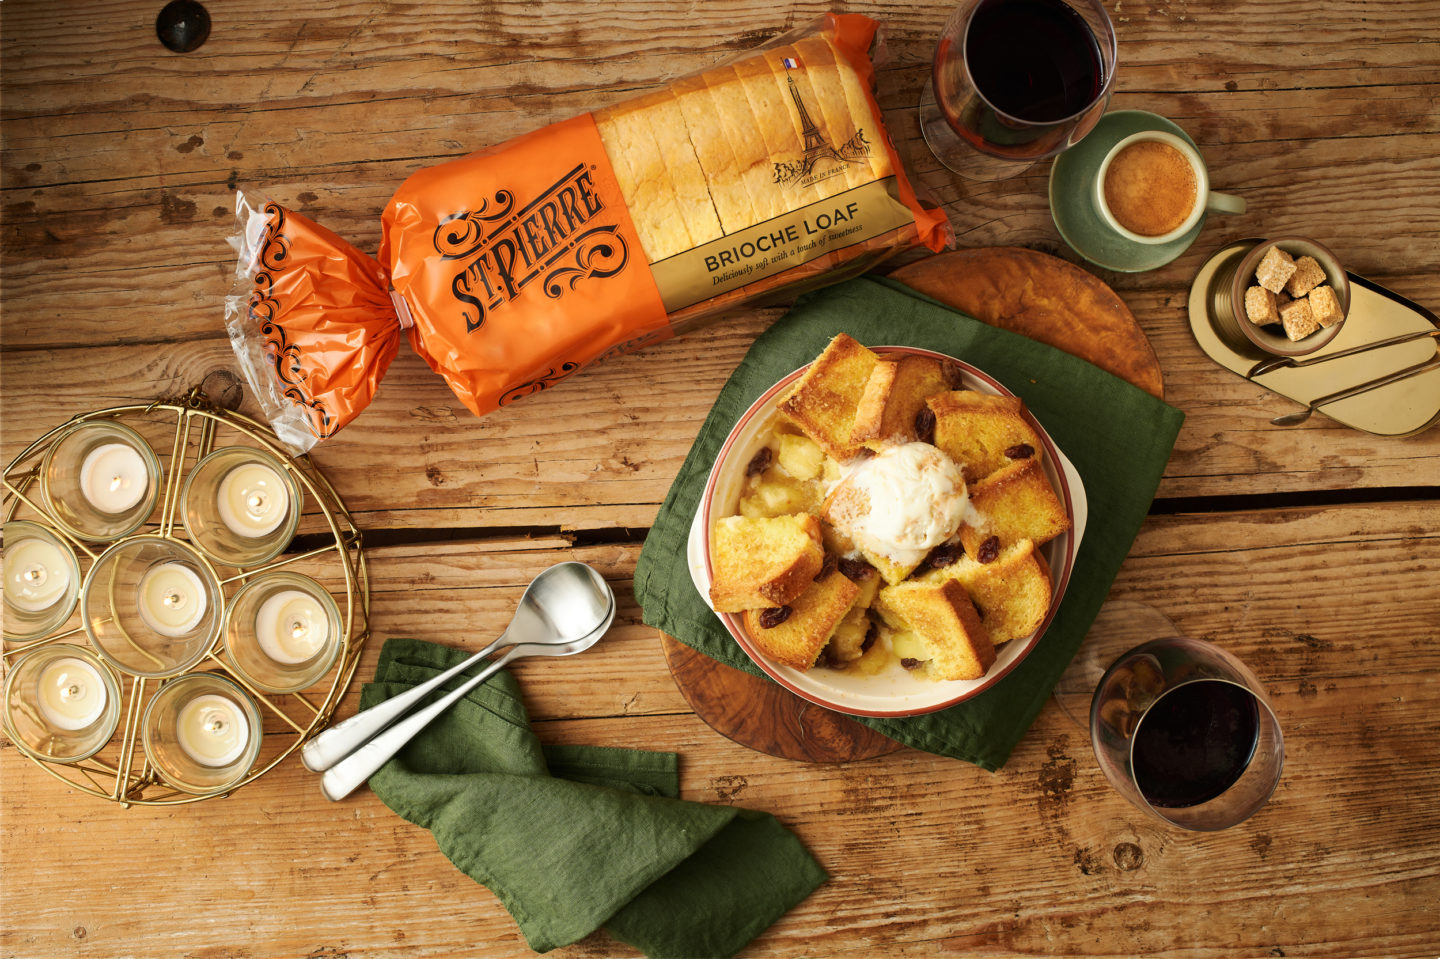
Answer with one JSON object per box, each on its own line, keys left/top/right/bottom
{"left": 1049, "top": 110, "right": 1206, "bottom": 273}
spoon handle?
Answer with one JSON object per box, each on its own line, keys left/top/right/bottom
{"left": 300, "top": 634, "right": 508, "bottom": 772}
{"left": 320, "top": 648, "right": 520, "bottom": 801}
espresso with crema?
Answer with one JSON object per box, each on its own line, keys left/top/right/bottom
{"left": 1103, "top": 140, "right": 1198, "bottom": 236}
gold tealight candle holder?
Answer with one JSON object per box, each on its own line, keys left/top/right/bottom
{"left": 224, "top": 572, "right": 342, "bottom": 693}
{"left": 182, "top": 447, "right": 301, "bottom": 567}
{"left": 41, "top": 420, "right": 161, "bottom": 542}
{"left": 3, "top": 521, "right": 83, "bottom": 642}
{"left": 3, "top": 643, "right": 122, "bottom": 764}
{"left": 82, "top": 536, "right": 223, "bottom": 678}
{"left": 141, "top": 672, "right": 262, "bottom": 794}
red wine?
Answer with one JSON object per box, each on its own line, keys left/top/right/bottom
{"left": 932, "top": 0, "right": 1106, "bottom": 159}
{"left": 965, "top": 0, "right": 1103, "bottom": 123}
{"left": 1131, "top": 680, "right": 1260, "bottom": 809}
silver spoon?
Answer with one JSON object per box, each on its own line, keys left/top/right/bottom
{"left": 301, "top": 562, "right": 614, "bottom": 776}
{"left": 319, "top": 611, "right": 613, "bottom": 801}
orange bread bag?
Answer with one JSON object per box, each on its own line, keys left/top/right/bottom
{"left": 225, "top": 14, "right": 950, "bottom": 451}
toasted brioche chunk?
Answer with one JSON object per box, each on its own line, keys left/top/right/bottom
{"left": 851, "top": 354, "right": 962, "bottom": 449}
{"left": 928, "top": 390, "right": 1042, "bottom": 483}
{"left": 959, "top": 458, "right": 1070, "bottom": 555}
{"left": 709, "top": 514, "right": 823, "bottom": 612}
{"left": 742, "top": 565, "right": 861, "bottom": 670}
{"left": 922, "top": 539, "right": 1053, "bottom": 645}
{"left": 776, "top": 333, "right": 879, "bottom": 459}
{"left": 874, "top": 579, "right": 995, "bottom": 681}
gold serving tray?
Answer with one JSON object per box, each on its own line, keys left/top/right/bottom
{"left": 1189, "top": 239, "right": 1440, "bottom": 435}
{"left": 2, "top": 390, "right": 370, "bottom": 806}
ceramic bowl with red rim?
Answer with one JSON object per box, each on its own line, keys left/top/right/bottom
{"left": 686, "top": 346, "right": 1089, "bottom": 718}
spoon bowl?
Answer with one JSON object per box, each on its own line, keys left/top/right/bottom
{"left": 301, "top": 562, "right": 614, "bottom": 774}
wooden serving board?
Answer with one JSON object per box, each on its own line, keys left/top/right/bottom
{"left": 663, "top": 246, "right": 1161, "bottom": 763}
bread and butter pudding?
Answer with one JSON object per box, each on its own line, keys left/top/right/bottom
{"left": 706, "top": 333, "right": 1071, "bottom": 683}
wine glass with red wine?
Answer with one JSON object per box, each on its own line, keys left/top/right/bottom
{"left": 919, "top": 0, "right": 1117, "bottom": 180}
{"left": 1090, "top": 636, "right": 1284, "bottom": 831}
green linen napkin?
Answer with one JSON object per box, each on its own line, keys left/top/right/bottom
{"left": 362, "top": 637, "right": 828, "bottom": 957}
{"left": 634, "top": 275, "right": 1185, "bottom": 771}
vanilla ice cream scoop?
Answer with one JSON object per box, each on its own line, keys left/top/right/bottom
{"left": 825, "top": 442, "right": 968, "bottom": 565}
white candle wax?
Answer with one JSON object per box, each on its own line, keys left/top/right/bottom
{"left": 216, "top": 462, "right": 289, "bottom": 538}
{"left": 4, "top": 538, "right": 73, "bottom": 612}
{"left": 137, "top": 563, "right": 207, "bottom": 637}
{"left": 175, "top": 694, "right": 249, "bottom": 767}
{"left": 36, "top": 657, "right": 107, "bottom": 731}
{"left": 254, "top": 589, "right": 329, "bottom": 664}
{"left": 79, "top": 442, "right": 149, "bottom": 514}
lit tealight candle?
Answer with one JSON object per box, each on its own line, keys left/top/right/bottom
{"left": 4, "top": 538, "right": 73, "bottom": 612}
{"left": 137, "top": 563, "right": 207, "bottom": 637}
{"left": 36, "top": 657, "right": 108, "bottom": 731}
{"left": 175, "top": 694, "right": 249, "bottom": 767}
{"left": 216, "top": 462, "right": 289, "bottom": 538}
{"left": 79, "top": 442, "right": 149, "bottom": 514}
{"left": 254, "top": 589, "right": 329, "bottom": 664}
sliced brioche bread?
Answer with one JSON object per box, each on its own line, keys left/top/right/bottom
{"left": 959, "top": 458, "right": 1070, "bottom": 555}
{"left": 851, "top": 354, "right": 962, "bottom": 449}
{"left": 777, "top": 333, "right": 879, "bottom": 458}
{"left": 709, "top": 513, "right": 823, "bottom": 612}
{"left": 928, "top": 390, "right": 1042, "bottom": 482}
{"left": 922, "top": 539, "right": 1052, "bottom": 645}
{"left": 874, "top": 578, "right": 995, "bottom": 681}
{"left": 743, "top": 565, "right": 861, "bottom": 670}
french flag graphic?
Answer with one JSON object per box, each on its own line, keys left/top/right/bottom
{"left": 781, "top": 57, "right": 799, "bottom": 69}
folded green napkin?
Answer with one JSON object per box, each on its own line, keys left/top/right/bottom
{"left": 634, "top": 275, "right": 1184, "bottom": 770}
{"left": 362, "top": 637, "right": 827, "bottom": 957}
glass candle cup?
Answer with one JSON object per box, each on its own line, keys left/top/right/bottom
{"left": 41, "top": 420, "right": 161, "bottom": 542}
{"left": 182, "top": 447, "right": 301, "bottom": 567}
{"left": 82, "top": 536, "right": 223, "bottom": 678}
{"left": 142, "top": 672, "right": 262, "bottom": 794}
{"left": 3, "top": 521, "right": 83, "bottom": 642}
{"left": 224, "top": 572, "right": 342, "bottom": 693}
{"left": 3, "top": 643, "right": 122, "bottom": 764}
{"left": 1090, "top": 636, "right": 1284, "bottom": 831}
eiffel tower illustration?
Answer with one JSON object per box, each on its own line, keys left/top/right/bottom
{"left": 786, "top": 73, "right": 851, "bottom": 173}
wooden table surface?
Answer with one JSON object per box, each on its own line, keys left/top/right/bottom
{"left": 3, "top": 2, "right": 1439, "bottom": 957}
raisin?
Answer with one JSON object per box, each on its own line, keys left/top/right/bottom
{"left": 1004, "top": 443, "right": 1035, "bottom": 460}
{"left": 745, "top": 447, "right": 772, "bottom": 477}
{"left": 922, "top": 541, "right": 963, "bottom": 570}
{"left": 757, "top": 606, "right": 791, "bottom": 628}
{"left": 901, "top": 658, "right": 923, "bottom": 670}
{"left": 977, "top": 535, "right": 1001, "bottom": 564}
{"left": 838, "top": 557, "right": 876, "bottom": 582}
{"left": 914, "top": 407, "right": 937, "bottom": 445}
{"left": 816, "top": 553, "right": 837, "bottom": 581}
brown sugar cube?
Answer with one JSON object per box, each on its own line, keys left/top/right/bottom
{"left": 1278, "top": 297, "right": 1319, "bottom": 341}
{"left": 1308, "top": 285, "right": 1345, "bottom": 327}
{"left": 1284, "top": 255, "right": 1328, "bottom": 297}
{"left": 1243, "top": 285, "right": 1279, "bottom": 326}
{"left": 1255, "top": 246, "right": 1297, "bottom": 294}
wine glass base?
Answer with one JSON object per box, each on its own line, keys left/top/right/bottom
{"left": 917, "top": 84, "right": 1039, "bottom": 181}
{"left": 1051, "top": 600, "right": 1183, "bottom": 728}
